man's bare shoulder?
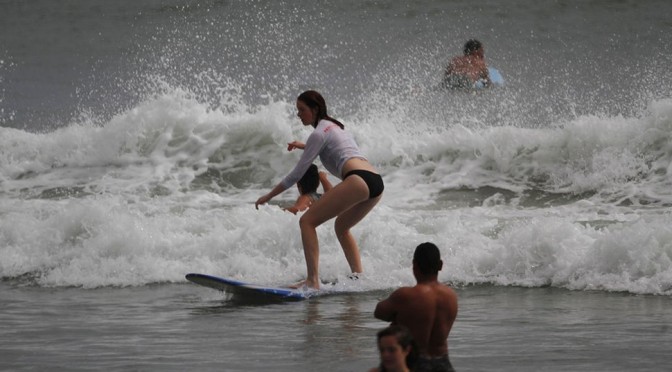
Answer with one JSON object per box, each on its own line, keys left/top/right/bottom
{"left": 417, "top": 282, "right": 458, "bottom": 304}
{"left": 435, "top": 282, "right": 458, "bottom": 299}
{"left": 393, "top": 282, "right": 457, "bottom": 303}
{"left": 436, "top": 282, "right": 458, "bottom": 294}
{"left": 387, "top": 286, "right": 416, "bottom": 300}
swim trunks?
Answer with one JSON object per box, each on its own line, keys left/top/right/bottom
{"left": 414, "top": 354, "right": 455, "bottom": 372}
{"left": 442, "top": 73, "right": 473, "bottom": 89}
{"left": 308, "top": 192, "right": 321, "bottom": 202}
{"left": 343, "top": 169, "right": 384, "bottom": 199}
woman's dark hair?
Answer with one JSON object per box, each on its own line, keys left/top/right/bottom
{"left": 377, "top": 325, "right": 418, "bottom": 370}
{"left": 463, "top": 39, "right": 482, "bottom": 55}
{"left": 297, "top": 164, "right": 320, "bottom": 195}
{"left": 297, "top": 90, "right": 344, "bottom": 129}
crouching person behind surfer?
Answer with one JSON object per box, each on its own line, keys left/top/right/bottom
{"left": 284, "top": 164, "right": 333, "bottom": 215}
{"left": 255, "top": 90, "right": 384, "bottom": 290}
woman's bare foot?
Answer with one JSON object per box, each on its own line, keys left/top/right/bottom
{"left": 288, "top": 279, "right": 320, "bottom": 290}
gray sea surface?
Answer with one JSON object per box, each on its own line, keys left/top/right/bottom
{"left": 2, "top": 282, "right": 670, "bottom": 371}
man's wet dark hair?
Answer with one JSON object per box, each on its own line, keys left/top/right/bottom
{"left": 413, "top": 242, "right": 442, "bottom": 275}
{"left": 463, "top": 39, "right": 482, "bottom": 55}
{"left": 297, "top": 164, "right": 320, "bottom": 195}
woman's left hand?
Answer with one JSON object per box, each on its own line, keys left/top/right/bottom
{"left": 287, "top": 141, "right": 305, "bottom": 151}
{"left": 255, "top": 194, "right": 272, "bottom": 209}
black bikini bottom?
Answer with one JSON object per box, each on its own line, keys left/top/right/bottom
{"left": 343, "top": 170, "right": 384, "bottom": 199}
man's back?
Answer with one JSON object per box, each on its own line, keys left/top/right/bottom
{"left": 374, "top": 281, "right": 458, "bottom": 356}
{"left": 446, "top": 55, "right": 488, "bottom": 83}
{"left": 374, "top": 242, "right": 458, "bottom": 372}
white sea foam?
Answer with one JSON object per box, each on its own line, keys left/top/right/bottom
{"left": 1, "top": 89, "right": 671, "bottom": 295}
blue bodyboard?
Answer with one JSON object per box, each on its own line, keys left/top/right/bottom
{"left": 475, "top": 67, "right": 505, "bottom": 89}
{"left": 185, "top": 273, "right": 317, "bottom": 300}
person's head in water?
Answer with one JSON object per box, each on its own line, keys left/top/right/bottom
{"left": 296, "top": 90, "right": 344, "bottom": 129}
{"left": 413, "top": 242, "right": 443, "bottom": 276}
{"left": 463, "top": 39, "right": 484, "bottom": 57}
{"left": 297, "top": 164, "right": 320, "bottom": 195}
{"left": 376, "top": 325, "right": 418, "bottom": 372}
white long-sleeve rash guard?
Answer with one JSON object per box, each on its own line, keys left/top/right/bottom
{"left": 280, "top": 119, "right": 367, "bottom": 191}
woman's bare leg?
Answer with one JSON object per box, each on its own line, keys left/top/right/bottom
{"left": 298, "top": 176, "right": 370, "bottom": 289}
{"left": 298, "top": 219, "right": 320, "bottom": 288}
{"left": 334, "top": 194, "right": 381, "bottom": 273}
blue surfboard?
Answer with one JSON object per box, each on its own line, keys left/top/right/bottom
{"left": 475, "top": 67, "right": 505, "bottom": 89}
{"left": 185, "top": 273, "right": 318, "bottom": 300}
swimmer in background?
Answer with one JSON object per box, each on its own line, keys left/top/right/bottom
{"left": 441, "top": 39, "right": 492, "bottom": 89}
{"left": 284, "top": 164, "right": 333, "bottom": 215}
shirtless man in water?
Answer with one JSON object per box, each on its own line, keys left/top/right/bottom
{"left": 442, "top": 39, "right": 491, "bottom": 89}
{"left": 374, "top": 242, "right": 458, "bottom": 372}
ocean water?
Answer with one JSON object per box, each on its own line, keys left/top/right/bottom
{"left": 1, "top": 0, "right": 672, "bottom": 371}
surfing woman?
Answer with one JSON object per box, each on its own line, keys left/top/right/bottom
{"left": 255, "top": 90, "right": 384, "bottom": 289}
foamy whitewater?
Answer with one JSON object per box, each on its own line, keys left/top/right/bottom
{"left": 2, "top": 86, "right": 672, "bottom": 295}
{"left": 1, "top": 1, "right": 672, "bottom": 371}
